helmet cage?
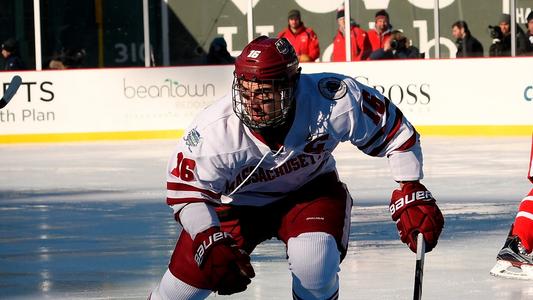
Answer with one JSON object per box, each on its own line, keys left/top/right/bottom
{"left": 232, "top": 76, "right": 297, "bottom": 130}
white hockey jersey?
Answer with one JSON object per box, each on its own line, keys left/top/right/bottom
{"left": 166, "top": 73, "right": 423, "bottom": 214}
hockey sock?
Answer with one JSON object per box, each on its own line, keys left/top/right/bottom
{"left": 288, "top": 232, "right": 340, "bottom": 300}
{"left": 149, "top": 269, "right": 211, "bottom": 300}
{"left": 512, "top": 188, "right": 533, "bottom": 253}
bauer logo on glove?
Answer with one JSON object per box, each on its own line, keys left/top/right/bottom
{"left": 194, "top": 230, "right": 233, "bottom": 266}
{"left": 191, "top": 227, "right": 255, "bottom": 295}
{"left": 390, "top": 182, "right": 444, "bottom": 253}
{"left": 389, "top": 190, "right": 434, "bottom": 216}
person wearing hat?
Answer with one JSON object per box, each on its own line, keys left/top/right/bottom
{"left": 331, "top": 8, "right": 371, "bottom": 61}
{"left": 367, "top": 9, "right": 393, "bottom": 52}
{"left": 489, "top": 13, "right": 528, "bottom": 57}
{"left": 525, "top": 11, "right": 533, "bottom": 55}
{"left": 277, "top": 9, "right": 320, "bottom": 62}
{"left": 1, "top": 38, "right": 26, "bottom": 70}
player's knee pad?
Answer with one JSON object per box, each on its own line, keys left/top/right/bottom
{"left": 149, "top": 269, "right": 211, "bottom": 300}
{"left": 287, "top": 232, "right": 340, "bottom": 299}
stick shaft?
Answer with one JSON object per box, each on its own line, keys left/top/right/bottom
{"left": 413, "top": 233, "right": 426, "bottom": 300}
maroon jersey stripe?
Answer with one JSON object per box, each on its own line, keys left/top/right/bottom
{"left": 166, "top": 197, "right": 216, "bottom": 205}
{"left": 167, "top": 182, "right": 221, "bottom": 199}
{"left": 368, "top": 107, "right": 404, "bottom": 156}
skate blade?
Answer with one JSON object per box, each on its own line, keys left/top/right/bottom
{"left": 490, "top": 260, "right": 533, "bottom": 280}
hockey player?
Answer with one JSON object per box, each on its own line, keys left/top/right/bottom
{"left": 490, "top": 133, "right": 533, "bottom": 280}
{"left": 149, "top": 36, "right": 444, "bottom": 300}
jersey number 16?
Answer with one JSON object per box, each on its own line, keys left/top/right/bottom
{"left": 171, "top": 152, "right": 196, "bottom": 181}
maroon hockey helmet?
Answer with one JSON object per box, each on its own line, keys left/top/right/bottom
{"left": 232, "top": 36, "right": 301, "bottom": 131}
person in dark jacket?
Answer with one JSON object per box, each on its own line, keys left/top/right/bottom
{"left": 1, "top": 38, "right": 26, "bottom": 70}
{"left": 525, "top": 11, "right": 533, "bottom": 55}
{"left": 369, "top": 30, "right": 421, "bottom": 60}
{"left": 451, "top": 20, "right": 484, "bottom": 57}
{"left": 489, "top": 14, "right": 528, "bottom": 57}
{"left": 205, "top": 37, "right": 235, "bottom": 65}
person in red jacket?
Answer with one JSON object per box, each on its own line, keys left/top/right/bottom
{"left": 368, "top": 9, "right": 393, "bottom": 52}
{"left": 277, "top": 9, "right": 320, "bottom": 62}
{"left": 331, "top": 8, "right": 371, "bottom": 61}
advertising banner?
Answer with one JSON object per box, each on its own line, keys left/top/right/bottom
{"left": 0, "top": 57, "right": 532, "bottom": 143}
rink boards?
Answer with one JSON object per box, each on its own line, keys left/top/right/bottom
{"left": 0, "top": 57, "right": 532, "bottom": 143}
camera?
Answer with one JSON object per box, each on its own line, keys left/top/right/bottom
{"left": 390, "top": 37, "right": 406, "bottom": 50}
{"left": 488, "top": 25, "right": 503, "bottom": 39}
{"left": 390, "top": 39, "right": 399, "bottom": 50}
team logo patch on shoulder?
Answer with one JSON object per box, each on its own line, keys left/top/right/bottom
{"left": 184, "top": 128, "right": 201, "bottom": 151}
{"left": 318, "top": 77, "right": 347, "bottom": 100}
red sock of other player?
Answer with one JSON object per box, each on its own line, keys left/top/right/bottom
{"left": 512, "top": 188, "right": 533, "bottom": 253}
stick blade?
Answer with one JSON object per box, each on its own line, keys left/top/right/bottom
{"left": 490, "top": 260, "right": 533, "bottom": 280}
{"left": 0, "top": 75, "right": 22, "bottom": 109}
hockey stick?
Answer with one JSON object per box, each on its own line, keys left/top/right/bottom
{"left": 0, "top": 75, "right": 22, "bottom": 109}
{"left": 413, "top": 232, "right": 426, "bottom": 300}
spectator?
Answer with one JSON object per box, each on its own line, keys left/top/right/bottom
{"left": 206, "top": 37, "right": 235, "bottom": 65}
{"left": 48, "top": 59, "right": 67, "bottom": 69}
{"left": 367, "top": 9, "right": 393, "bottom": 52}
{"left": 369, "top": 30, "right": 421, "bottom": 60}
{"left": 451, "top": 20, "right": 484, "bottom": 57}
{"left": 331, "top": 8, "right": 371, "bottom": 61}
{"left": 277, "top": 9, "right": 320, "bottom": 62}
{"left": 48, "top": 48, "right": 86, "bottom": 69}
{"left": 489, "top": 14, "right": 528, "bottom": 57}
{"left": 525, "top": 11, "right": 533, "bottom": 55}
{"left": 1, "top": 38, "right": 26, "bottom": 70}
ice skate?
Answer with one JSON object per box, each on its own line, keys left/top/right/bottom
{"left": 490, "top": 234, "right": 533, "bottom": 280}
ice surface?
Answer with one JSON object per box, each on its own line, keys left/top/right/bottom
{"left": 1, "top": 137, "right": 532, "bottom": 299}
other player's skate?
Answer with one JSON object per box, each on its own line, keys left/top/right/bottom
{"left": 490, "top": 233, "right": 533, "bottom": 280}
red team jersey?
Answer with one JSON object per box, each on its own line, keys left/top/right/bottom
{"left": 166, "top": 73, "right": 422, "bottom": 216}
